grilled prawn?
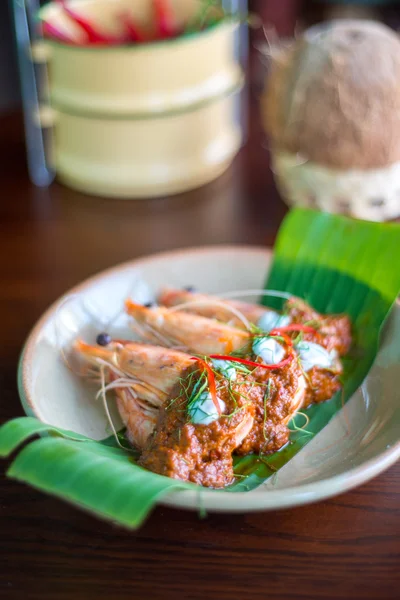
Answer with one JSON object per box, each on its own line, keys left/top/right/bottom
{"left": 73, "top": 339, "right": 256, "bottom": 487}
{"left": 156, "top": 288, "right": 351, "bottom": 406}
{"left": 125, "top": 299, "right": 251, "bottom": 355}
{"left": 125, "top": 299, "right": 310, "bottom": 454}
{"left": 158, "top": 287, "right": 267, "bottom": 326}
{"left": 74, "top": 340, "right": 194, "bottom": 449}
{"left": 158, "top": 287, "right": 352, "bottom": 356}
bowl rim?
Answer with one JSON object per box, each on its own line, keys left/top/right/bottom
{"left": 18, "top": 244, "right": 400, "bottom": 512}
{"left": 19, "top": 245, "right": 266, "bottom": 419}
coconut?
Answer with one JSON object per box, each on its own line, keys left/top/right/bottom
{"left": 260, "top": 19, "right": 400, "bottom": 221}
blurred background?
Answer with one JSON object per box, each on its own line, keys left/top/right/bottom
{"left": 2, "top": 0, "right": 400, "bottom": 218}
{"left": 2, "top": 0, "right": 400, "bottom": 114}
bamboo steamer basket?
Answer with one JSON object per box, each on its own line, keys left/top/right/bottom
{"left": 261, "top": 19, "right": 400, "bottom": 221}
{"left": 37, "top": 0, "right": 244, "bottom": 198}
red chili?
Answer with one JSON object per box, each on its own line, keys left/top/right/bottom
{"left": 191, "top": 357, "right": 221, "bottom": 414}
{"left": 58, "top": 0, "right": 117, "bottom": 44}
{"left": 270, "top": 324, "right": 318, "bottom": 335}
{"left": 120, "top": 13, "right": 147, "bottom": 43}
{"left": 153, "top": 0, "right": 176, "bottom": 38}
{"left": 42, "top": 20, "right": 74, "bottom": 43}
{"left": 209, "top": 354, "right": 294, "bottom": 371}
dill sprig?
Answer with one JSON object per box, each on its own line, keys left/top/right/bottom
{"left": 232, "top": 385, "right": 254, "bottom": 406}
{"left": 257, "top": 456, "right": 278, "bottom": 471}
{"left": 226, "top": 382, "right": 238, "bottom": 412}
{"left": 166, "top": 369, "right": 201, "bottom": 411}
{"left": 263, "top": 379, "right": 272, "bottom": 441}
{"left": 292, "top": 331, "right": 303, "bottom": 346}
{"left": 269, "top": 334, "right": 287, "bottom": 344}
{"left": 303, "top": 318, "right": 322, "bottom": 330}
{"left": 233, "top": 363, "right": 253, "bottom": 375}
{"left": 226, "top": 403, "right": 251, "bottom": 420}
{"left": 225, "top": 377, "right": 254, "bottom": 419}
{"left": 249, "top": 322, "right": 265, "bottom": 336}
{"left": 289, "top": 412, "right": 313, "bottom": 436}
{"left": 186, "top": 372, "right": 208, "bottom": 413}
{"left": 233, "top": 473, "right": 247, "bottom": 479}
{"left": 233, "top": 379, "right": 265, "bottom": 388}
{"left": 184, "top": 359, "right": 225, "bottom": 424}
{"left": 295, "top": 352, "right": 313, "bottom": 388}
{"left": 229, "top": 342, "right": 253, "bottom": 359}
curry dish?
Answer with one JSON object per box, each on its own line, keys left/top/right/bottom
{"left": 74, "top": 288, "right": 352, "bottom": 489}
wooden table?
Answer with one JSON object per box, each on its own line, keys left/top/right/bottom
{"left": 1, "top": 110, "right": 399, "bottom": 600}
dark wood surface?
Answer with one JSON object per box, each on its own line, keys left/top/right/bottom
{"left": 1, "top": 106, "right": 399, "bottom": 600}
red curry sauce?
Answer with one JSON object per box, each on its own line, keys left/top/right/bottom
{"left": 139, "top": 299, "right": 352, "bottom": 488}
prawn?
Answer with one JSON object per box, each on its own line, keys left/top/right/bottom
{"left": 158, "top": 287, "right": 352, "bottom": 356}
{"left": 125, "top": 300, "right": 251, "bottom": 355}
{"left": 158, "top": 287, "right": 268, "bottom": 327}
{"left": 73, "top": 338, "right": 257, "bottom": 487}
{"left": 73, "top": 339, "right": 194, "bottom": 449}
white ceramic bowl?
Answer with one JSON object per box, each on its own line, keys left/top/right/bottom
{"left": 19, "top": 246, "right": 400, "bottom": 512}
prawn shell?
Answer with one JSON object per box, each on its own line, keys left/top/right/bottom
{"left": 125, "top": 300, "right": 251, "bottom": 355}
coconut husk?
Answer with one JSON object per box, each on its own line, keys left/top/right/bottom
{"left": 261, "top": 20, "right": 400, "bottom": 170}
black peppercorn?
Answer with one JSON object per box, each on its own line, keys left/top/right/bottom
{"left": 96, "top": 332, "right": 111, "bottom": 346}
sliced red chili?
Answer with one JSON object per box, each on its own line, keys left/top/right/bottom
{"left": 58, "top": 0, "right": 117, "bottom": 44}
{"left": 191, "top": 357, "right": 220, "bottom": 414}
{"left": 42, "top": 20, "right": 74, "bottom": 43}
{"left": 153, "top": 0, "right": 176, "bottom": 38}
{"left": 209, "top": 354, "right": 294, "bottom": 371}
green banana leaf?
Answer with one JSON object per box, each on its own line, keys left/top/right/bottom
{"left": 0, "top": 417, "right": 197, "bottom": 528}
{"left": 232, "top": 209, "right": 400, "bottom": 490}
{"left": 1, "top": 209, "right": 400, "bottom": 526}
